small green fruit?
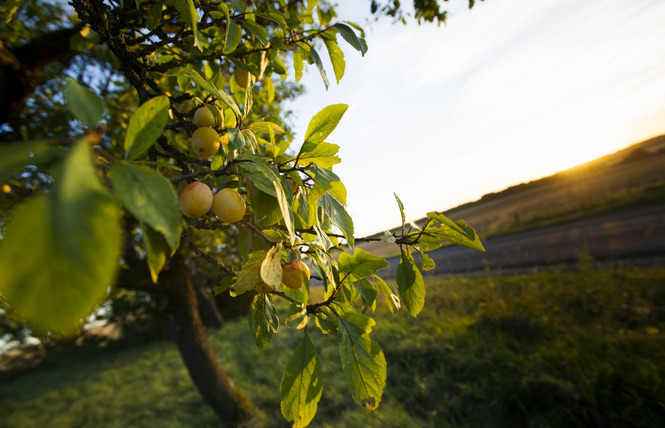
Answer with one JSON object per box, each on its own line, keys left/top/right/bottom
{"left": 191, "top": 127, "right": 220, "bottom": 159}
{"left": 282, "top": 260, "right": 310, "bottom": 289}
{"left": 179, "top": 182, "right": 213, "bottom": 218}
{"left": 193, "top": 107, "right": 215, "bottom": 128}
{"left": 212, "top": 188, "right": 246, "bottom": 223}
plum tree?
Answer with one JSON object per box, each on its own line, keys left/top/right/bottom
{"left": 212, "top": 188, "right": 246, "bottom": 224}
{"left": 0, "top": 1, "right": 485, "bottom": 426}
{"left": 179, "top": 182, "right": 213, "bottom": 218}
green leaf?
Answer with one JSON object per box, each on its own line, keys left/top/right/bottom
{"left": 323, "top": 38, "right": 345, "bottom": 84}
{"left": 396, "top": 248, "right": 425, "bottom": 317}
{"left": 261, "top": 242, "right": 283, "bottom": 289}
{"left": 65, "top": 79, "right": 105, "bottom": 128}
{"left": 309, "top": 47, "right": 329, "bottom": 90}
{"left": 411, "top": 233, "right": 442, "bottom": 252}
{"left": 337, "top": 312, "right": 386, "bottom": 411}
{"left": 248, "top": 121, "right": 285, "bottom": 136}
{"left": 227, "top": 127, "right": 245, "bottom": 151}
{"left": 293, "top": 49, "right": 304, "bottom": 83}
{"left": 329, "top": 181, "right": 347, "bottom": 205}
{"left": 415, "top": 248, "right": 436, "bottom": 271}
{"left": 308, "top": 165, "right": 336, "bottom": 200}
{"left": 232, "top": 250, "right": 267, "bottom": 296}
{"left": 124, "top": 95, "right": 170, "bottom": 161}
{"left": 249, "top": 189, "right": 281, "bottom": 226}
{"left": 372, "top": 275, "right": 401, "bottom": 313}
{"left": 238, "top": 155, "right": 281, "bottom": 197}
{"left": 229, "top": 0, "right": 245, "bottom": 12}
{"left": 356, "top": 279, "right": 378, "bottom": 313}
{"left": 426, "top": 212, "right": 485, "bottom": 252}
{"left": 280, "top": 333, "right": 323, "bottom": 428}
{"left": 142, "top": 223, "right": 171, "bottom": 283}
{"left": 334, "top": 23, "right": 368, "bottom": 56}
{"left": 318, "top": 193, "right": 354, "bottom": 247}
{"left": 181, "top": 69, "right": 241, "bottom": 118}
{"left": 0, "top": 140, "right": 122, "bottom": 337}
{"left": 394, "top": 193, "right": 406, "bottom": 228}
{"left": 274, "top": 180, "right": 296, "bottom": 245}
{"left": 224, "top": 19, "right": 242, "bottom": 54}
{"left": 242, "top": 18, "right": 268, "bottom": 46}
{"left": 303, "top": 104, "right": 348, "bottom": 145}
{"left": 174, "top": 0, "right": 202, "bottom": 51}
{"left": 296, "top": 142, "right": 340, "bottom": 168}
{"left": 109, "top": 161, "right": 181, "bottom": 250}
{"left": 254, "top": 11, "right": 287, "bottom": 29}
{"left": 146, "top": 1, "right": 162, "bottom": 30}
{"left": 249, "top": 293, "right": 279, "bottom": 349}
{"left": 338, "top": 249, "right": 388, "bottom": 283}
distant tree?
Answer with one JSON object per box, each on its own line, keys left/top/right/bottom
{"left": 0, "top": 0, "right": 484, "bottom": 425}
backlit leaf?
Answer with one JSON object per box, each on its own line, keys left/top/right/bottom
{"left": 323, "top": 38, "right": 345, "bottom": 84}
{"left": 426, "top": 212, "right": 485, "bottom": 252}
{"left": 124, "top": 95, "right": 169, "bottom": 161}
{"left": 297, "top": 142, "right": 340, "bottom": 168}
{"left": 396, "top": 248, "right": 425, "bottom": 316}
{"left": 280, "top": 333, "right": 322, "bottom": 427}
{"left": 0, "top": 140, "right": 121, "bottom": 337}
{"left": 181, "top": 69, "right": 241, "bottom": 118}
{"left": 337, "top": 312, "right": 386, "bottom": 411}
{"left": 233, "top": 251, "right": 267, "bottom": 296}
{"left": 109, "top": 161, "right": 181, "bottom": 250}
{"left": 142, "top": 223, "right": 171, "bottom": 283}
{"left": 394, "top": 193, "right": 405, "bottom": 228}
{"left": 338, "top": 249, "right": 388, "bottom": 283}
{"left": 334, "top": 22, "right": 368, "bottom": 56}
{"left": 319, "top": 193, "right": 354, "bottom": 247}
{"left": 65, "top": 78, "right": 105, "bottom": 128}
{"left": 309, "top": 47, "right": 329, "bottom": 90}
{"left": 303, "top": 104, "right": 348, "bottom": 146}
{"left": 249, "top": 293, "right": 279, "bottom": 349}
{"left": 261, "top": 242, "right": 283, "bottom": 289}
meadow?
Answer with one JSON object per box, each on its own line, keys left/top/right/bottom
{"left": 1, "top": 267, "right": 664, "bottom": 427}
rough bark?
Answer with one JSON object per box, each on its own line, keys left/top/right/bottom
{"left": 194, "top": 279, "right": 225, "bottom": 329}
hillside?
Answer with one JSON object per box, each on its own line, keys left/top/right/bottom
{"left": 360, "top": 134, "right": 665, "bottom": 256}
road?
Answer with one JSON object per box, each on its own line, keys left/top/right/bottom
{"left": 381, "top": 204, "right": 665, "bottom": 277}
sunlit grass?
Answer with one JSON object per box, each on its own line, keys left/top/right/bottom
{"left": 1, "top": 267, "right": 664, "bottom": 427}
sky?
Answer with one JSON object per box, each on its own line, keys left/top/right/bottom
{"left": 284, "top": 0, "right": 665, "bottom": 237}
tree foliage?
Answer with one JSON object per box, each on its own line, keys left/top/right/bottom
{"left": 0, "top": 0, "right": 484, "bottom": 425}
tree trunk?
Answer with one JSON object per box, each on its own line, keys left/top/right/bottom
{"left": 194, "top": 279, "right": 225, "bottom": 329}
{"left": 118, "top": 246, "right": 256, "bottom": 425}
{"left": 165, "top": 252, "right": 256, "bottom": 425}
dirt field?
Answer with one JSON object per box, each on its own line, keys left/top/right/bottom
{"left": 360, "top": 134, "right": 665, "bottom": 257}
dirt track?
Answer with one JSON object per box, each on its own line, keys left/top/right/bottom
{"left": 381, "top": 204, "right": 665, "bottom": 277}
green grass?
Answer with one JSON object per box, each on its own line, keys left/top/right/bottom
{"left": 2, "top": 267, "right": 665, "bottom": 427}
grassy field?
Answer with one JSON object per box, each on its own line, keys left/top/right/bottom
{"left": 1, "top": 267, "right": 665, "bottom": 427}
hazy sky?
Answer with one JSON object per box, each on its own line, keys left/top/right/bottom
{"left": 285, "top": 0, "right": 665, "bottom": 237}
